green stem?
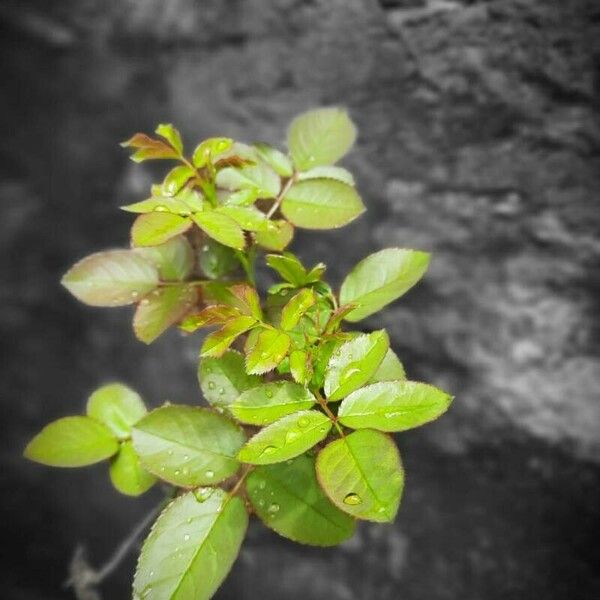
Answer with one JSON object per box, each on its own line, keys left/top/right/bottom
{"left": 314, "top": 390, "right": 344, "bottom": 436}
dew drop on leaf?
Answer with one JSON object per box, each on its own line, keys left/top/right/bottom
{"left": 208, "top": 381, "right": 216, "bottom": 390}
{"left": 261, "top": 445, "right": 277, "bottom": 456}
{"left": 205, "top": 470, "right": 214, "bottom": 478}
{"left": 258, "top": 480, "right": 266, "bottom": 490}
{"left": 267, "top": 503, "right": 280, "bottom": 514}
{"left": 297, "top": 416, "right": 310, "bottom": 428}
{"left": 265, "top": 390, "right": 273, "bottom": 398}
{"left": 183, "top": 534, "right": 190, "bottom": 541}
{"left": 343, "top": 493, "right": 362, "bottom": 506}
{"left": 218, "top": 387, "right": 225, "bottom": 395}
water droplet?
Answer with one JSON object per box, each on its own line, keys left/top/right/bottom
{"left": 183, "top": 454, "right": 189, "bottom": 461}
{"left": 343, "top": 493, "right": 362, "bottom": 506}
{"left": 154, "top": 205, "right": 168, "bottom": 212}
{"left": 160, "top": 466, "right": 165, "bottom": 472}
{"left": 183, "top": 534, "right": 190, "bottom": 541}
{"left": 141, "top": 298, "right": 150, "bottom": 306}
{"left": 285, "top": 430, "right": 299, "bottom": 443}
{"left": 218, "top": 387, "right": 225, "bottom": 395}
{"left": 167, "top": 450, "right": 174, "bottom": 456}
{"left": 131, "top": 291, "right": 139, "bottom": 299}
{"left": 297, "top": 416, "right": 310, "bottom": 428}
{"left": 174, "top": 469, "right": 181, "bottom": 476}
{"left": 280, "top": 289, "right": 288, "bottom": 296}
{"left": 261, "top": 445, "right": 277, "bottom": 456}
{"left": 267, "top": 503, "right": 280, "bottom": 514}
{"left": 187, "top": 517, "right": 193, "bottom": 524}
{"left": 341, "top": 366, "right": 361, "bottom": 382}
{"left": 208, "top": 381, "right": 216, "bottom": 390}
{"left": 205, "top": 470, "right": 214, "bottom": 478}
{"left": 258, "top": 480, "right": 266, "bottom": 490}
{"left": 258, "top": 499, "right": 265, "bottom": 506}
{"left": 265, "top": 390, "right": 273, "bottom": 398}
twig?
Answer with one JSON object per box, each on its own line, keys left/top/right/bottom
{"left": 266, "top": 173, "right": 297, "bottom": 219}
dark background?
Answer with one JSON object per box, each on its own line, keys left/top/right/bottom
{"left": 2, "top": 1, "right": 600, "bottom": 598}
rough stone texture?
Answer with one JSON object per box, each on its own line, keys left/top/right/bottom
{"left": 1, "top": 0, "right": 599, "bottom": 598}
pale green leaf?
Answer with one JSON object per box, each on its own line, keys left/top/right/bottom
{"left": 24, "top": 416, "right": 119, "bottom": 467}
{"left": 369, "top": 348, "right": 406, "bottom": 383}
{"left": 265, "top": 253, "right": 307, "bottom": 286}
{"left": 132, "top": 405, "right": 245, "bottom": 486}
{"left": 324, "top": 330, "right": 389, "bottom": 401}
{"left": 198, "top": 350, "right": 261, "bottom": 409}
{"left": 245, "top": 328, "right": 291, "bottom": 375}
{"left": 287, "top": 107, "right": 357, "bottom": 171}
{"left": 316, "top": 429, "right": 403, "bottom": 522}
{"left": 340, "top": 248, "right": 431, "bottom": 321}
{"left": 62, "top": 250, "right": 159, "bottom": 307}
{"left": 237, "top": 410, "right": 332, "bottom": 465}
{"left": 86, "top": 383, "right": 147, "bottom": 439}
{"left": 131, "top": 213, "right": 192, "bottom": 247}
{"left": 192, "top": 211, "right": 245, "bottom": 250}
{"left": 133, "top": 489, "right": 247, "bottom": 600}
{"left": 222, "top": 188, "right": 259, "bottom": 207}
{"left": 135, "top": 236, "right": 194, "bottom": 281}
{"left": 216, "top": 163, "right": 281, "bottom": 199}
{"left": 253, "top": 142, "right": 294, "bottom": 177}
{"left": 281, "top": 179, "right": 364, "bottom": 229}
{"left": 155, "top": 123, "right": 183, "bottom": 155}
{"left": 121, "top": 196, "right": 198, "bottom": 215}
{"left": 338, "top": 381, "right": 452, "bottom": 432}
{"left": 133, "top": 285, "right": 197, "bottom": 344}
{"left": 280, "top": 289, "right": 316, "bottom": 330}
{"left": 109, "top": 441, "right": 156, "bottom": 496}
{"left": 162, "top": 166, "right": 195, "bottom": 197}
{"left": 200, "top": 316, "right": 257, "bottom": 358}
{"left": 231, "top": 382, "right": 315, "bottom": 425}
{"left": 193, "top": 137, "right": 233, "bottom": 167}
{"left": 289, "top": 349, "right": 312, "bottom": 385}
{"left": 246, "top": 454, "right": 355, "bottom": 546}
{"left": 214, "top": 206, "right": 270, "bottom": 232}
{"left": 254, "top": 220, "right": 294, "bottom": 251}
{"left": 297, "top": 166, "right": 355, "bottom": 186}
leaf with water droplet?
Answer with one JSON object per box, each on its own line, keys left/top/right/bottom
{"left": 231, "top": 381, "right": 315, "bottom": 425}
{"left": 134, "top": 489, "right": 247, "bottom": 600}
{"left": 316, "top": 429, "right": 403, "bottom": 522}
{"left": 214, "top": 205, "right": 270, "bottom": 232}
{"left": 254, "top": 220, "right": 294, "bottom": 251}
{"left": 200, "top": 316, "right": 257, "bottom": 358}
{"left": 135, "top": 236, "right": 194, "bottom": 282}
{"left": 246, "top": 454, "right": 355, "bottom": 546}
{"left": 216, "top": 161, "right": 281, "bottom": 199}
{"left": 131, "top": 212, "right": 193, "bottom": 248}
{"left": 279, "top": 288, "right": 316, "bottom": 330}
{"left": 324, "top": 330, "right": 389, "bottom": 401}
{"left": 162, "top": 165, "right": 195, "bottom": 197}
{"left": 192, "top": 210, "right": 245, "bottom": 250}
{"left": 109, "top": 441, "right": 156, "bottom": 496}
{"left": 245, "top": 328, "right": 291, "bottom": 375}
{"left": 198, "top": 238, "right": 239, "bottom": 280}
{"left": 237, "top": 410, "right": 331, "bottom": 465}
{"left": 132, "top": 405, "right": 245, "bottom": 487}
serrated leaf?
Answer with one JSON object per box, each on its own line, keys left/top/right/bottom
{"left": 216, "top": 163, "right": 281, "bottom": 199}
{"left": 192, "top": 211, "right": 245, "bottom": 250}
{"left": 215, "top": 206, "right": 270, "bottom": 232}
{"left": 86, "top": 383, "right": 147, "bottom": 439}
{"left": 180, "top": 305, "right": 242, "bottom": 332}
{"left": 265, "top": 253, "right": 307, "bottom": 286}
{"left": 340, "top": 248, "right": 431, "bottom": 322}
{"left": 133, "top": 285, "right": 197, "bottom": 344}
{"left": 133, "top": 489, "right": 247, "bottom": 600}
{"left": 109, "top": 441, "right": 156, "bottom": 496}
{"left": 121, "top": 133, "right": 180, "bottom": 162}
{"left": 131, "top": 213, "right": 192, "bottom": 247}
{"left": 324, "top": 304, "right": 358, "bottom": 334}
{"left": 297, "top": 166, "right": 355, "bottom": 186}
{"left": 316, "top": 429, "right": 403, "bottom": 522}
{"left": 223, "top": 188, "right": 259, "bottom": 207}
{"left": 281, "top": 179, "right": 364, "bottom": 230}
{"left": 287, "top": 107, "right": 357, "bottom": 171}
{"left": 200, "top": 316, "right": 257, "bottom": 358}
{"left": 229, "top": 283, "right": 262, "bottom": 319}
{"left": 193, "top": 137, "right": 234, "bottom": 168}
{"left": 254, "top": 220, "right": 294, "bottom": 251}
{"left": 135, "top": 236, "right": 194, "bottom": 281}
{"left": 324, "top": 330, "right": 389, "bottom": 401}
{"left": 62, "top": 250, "right": 159, "bottom": 307}
{"left": 369, "top": 348, "right": 406, "bottom": 383}
{"left": 253, "top": 143, "right": 294, "bottom": 177}
{"left": 155, "top": 123, "right": 183, "bottom": 155}
{"left": 231, "top": 382, "right": 315, "bottom": 425}
{"left": 24, "top": 416, "right": 119, "bottom": 467}
{"left": 289, "top": 349, "right": 312, "bottom": 385}
{"left": 237, "top": 410, "right": 332, "bottom": 465}
{"left": 198, "top": 238, "right": 239, "bottom": 280}
{"left": 338, "top": 381, "right": 452, "bottom": 432}
{"left": 246, "top": 454, "right": 355, "bottom": 546}
{"left": 132, "top": 405, "right": 245, "bottom": 486}
{"left": 245, "top": 328, "right": 291, "bottom": 375}
{"left": 280, "top": 288, "right": 316, "bottom": 330}
{"left": 121, "top": 196, "right": 197, "bottom": 215}
{"left": 162, "top": 165, "right": 195, "bottom": 197}
{"left": 198, "top": 350, "right": 261, "bottom": 409}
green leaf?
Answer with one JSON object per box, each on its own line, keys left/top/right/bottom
{"left": 287, "top": 107, "right": 357, "bottom": 171}
{"left": 289, "top": 349, "right": 312, "bottom": 385}
{"left": 280, "top": 289, "right": 316, "bottom": 330}
{"left": 198, "top": 238, "right": 239, "bottom": 279}
{"left": 229, "top": 283, "right": 263, "bottom": 319}
{"left": 237, "top": 410, "right": 332, "bottom": 465}
{"left": 155, "top": 123, "right": 183, "bottom": 155}
{"left": 133, "top": 489, "right": 247, "bottom": 600}
{"left": 121, "top": 133, "right": 180, "bottom": 162}
{"left": 338, "top": 381, "right": 452, "bottom": 432}
{"left": 265, "top": 253, "right": 307, "bottom": 286}
{"left": 121, "top": 195, "right": 199, "bottom": 215}
{"left": 62, "top": 250, "right": 159, "bottom": 307}
{"left": 245, "top": 328, "right": 291, "bottom": 375}
{"left": 222, "top": 188, "right": 259, "bottom": 207}
{"left": 253, "top": 143, "right": 294, "bottom": 177}
{"left": 135, "top": 236, "right": 194, "bottom": 281}
{"left": 324, "top": 330, "right": 389, "bottom": 401}
{"left": 200, "top": 316, "right": 257, "bottom": 358}
{"left": 133, "top": 285, "right": 197, "bottom": 344}
{"left": 231, "top": 382, "right": 315, "bottom": 425}
{"left": 109, "top": 441, "right": 156, "bottom": 496}
{"left": 254, "top": 220, "right": 294, "bottom": 251}
{"left": 24, "top": 416, "right": 119, "bottom": 467}
{"left": 180, "top": 305, "right": 243, "bottom": 332}
{"left": 193, "top": 137, "right": 233, "bottom": 167}
{"left": 198, "top": 350, "right": 261, "bottom": 410}
{"left": 214, "top": 206, "right": 270, "bottom": 232}
{"left": 246, "top": 454, "right": 355, "bottom": 546}
{"left": 369, "top": 348, "right": 406, "bottom": 383}
{"left": 132, "top": 405, "right": 245, "bottom": 486}
{"left": 339, "top": 248, "right": 431, "bottom": 322}
{"left": 316, "top": 429, "right": 403, "bottom": 522}
{"left": 86, "top": 383, "right": 147, "bottom": 439}
{"left": 131, "top": 213, "right": 192, "bottom": 247}
{"left": 192, "top": 211, "right": 245, "bottom": 250}
{"left": 162, "top": 165, "right": 195, "bottom": 197}
{"left": 281, "top": 179, "right": 364, "bottom": 229}
{"left": 216, "top": 163, "right": 281, "bottom": 199}
{"left": 297, "top": 166, "right": 355, "bottom": 186}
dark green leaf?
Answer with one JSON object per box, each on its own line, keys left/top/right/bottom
{"left": 198, "top": 238, "right": 239, "bottom": 279}
{"left": 131, "top": 213, "right": 192, "bottom": 247}
{"left": 109, "top": 441, "right": 156, "bottom": 496}
{"left": 316, "top": 429, "right": 403, "bottom": 522}
{"left": 132, "top": 405, "right": 245, "bottom": 486}
{"left": 246, "top": 454, "right": 355, "bottom": 546}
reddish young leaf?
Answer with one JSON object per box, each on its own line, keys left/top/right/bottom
{"left": 120, "top": 133, "right": 180, "bottom": 162}
{"left": 179, "top": 305, "right": 243, "bottom": 333}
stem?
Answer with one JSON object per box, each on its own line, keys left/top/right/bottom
{"left": 315, "top": 390, "right": 344, "bottom": 436}
{"left": 229, "top": 464, "right": 254, "bottom": 498}
{"left": 266, "top": 172, "right": 297, "bottom": 219}
{"left": 234, "top": 249, "right": 256, "bottom": 286}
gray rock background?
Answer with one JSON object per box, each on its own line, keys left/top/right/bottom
{"left": 1, "top": 0, "right": 599, "bottom": 598}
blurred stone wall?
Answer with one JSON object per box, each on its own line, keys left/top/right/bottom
{"left": 1, "top": 1, "right": 599, "bottom": 599}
